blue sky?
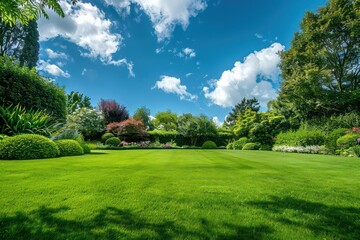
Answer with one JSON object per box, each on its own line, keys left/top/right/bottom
{"left": 36, "top": 0, "right": 327, "bottom": 124}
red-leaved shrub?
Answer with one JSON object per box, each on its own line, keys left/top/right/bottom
{"left": 106, "top": 118, "right": 148, "bottom": 141}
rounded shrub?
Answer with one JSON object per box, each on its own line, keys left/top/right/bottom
{"left": 242, "top": 142, "right": 260, "bottom": 150}
{"left": 75, "top": 134, "right": 91, "bottom": 154}
{"left": 101, "top": 133, "right": 115, "bottom": 143}
{"left": 233, "top": 137, "right": 248, "bottom": 150}
{"left": 226, "top": 142, "right": 233, "bottom": 150}
{"left": 55, "top": 140, "right": 84, "bottom": 156}
{"left": 336, "top": 133, "right": 360, "bottom": 149}
{"left": 105, "top": 137, "right": 120, "bottom": 146}
{"left": 325, "top": 128, "right": 347, "bottom": 154}
{"left": 202, "top": 140, "right": 217, "bottom": 149}
{"left": 0, "top": 134, "right": 59, "bottom": 160}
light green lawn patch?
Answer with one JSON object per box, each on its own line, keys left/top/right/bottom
{"left": 0, "top": 150, "right": 359, "bottom": 239}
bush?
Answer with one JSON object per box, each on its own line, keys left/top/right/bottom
{"left": 202, "top": 140, "right": 217, "bottom": 149}
{"left": 76, "top": 134, "right": 91, "bottom": 154}
{"left": 275, "top": 128, "right": 325, "bottom": 146}
{"left": 273, "top": 145, "right": 329, "bottom": 154}
{"left": 242, "top": 143, "right": 259, "bottom": 150}
{"left": 337, "top": 133, "right": 360, "bottom": 149}
{"left": 101, "top": 133, "right": 115, "bottom": 143}
{"left": 324, "top": 128, "right": 348, "bottom": 154}
{"left": 55, "top": 140, "right": 84, "bottom": 156}
{"left": 226, "top": 142, "right": 233, "bottom": 150}
{"left": 0, "top": 134, "right": 59, "bottom": 160}
{"left": 233, "top": 137, "right": 248, "bottom": 150}
{"left": 0, "top": 56, "right": 67, "bottom": 119}
{"left": 0, "top": 134, "right": 8, "bottom": 140}
{"left": 106, "top": 118, "right": 148, "bottom": 142}
{"left": 105, "top": 137, "right": 121, "bottom": 146}
{"left": 352, "top": 146, "right": 360, "bottom": 157}
{"left": 259, "top": 144, "right": 272, "bottom": 151}
{"left": 52, "top": 129, "right": 79, "bottom": 141}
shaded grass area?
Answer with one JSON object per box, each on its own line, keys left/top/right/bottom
{"left": 0, "top": 150, "right": 359, "bottom": 239}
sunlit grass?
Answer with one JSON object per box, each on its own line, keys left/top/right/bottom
{"left": 0, "top": 150, "right": 359, "bottom": 239}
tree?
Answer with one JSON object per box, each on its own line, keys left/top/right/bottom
{"left": 99, "top": 99, "right": 129, "bottom": 124}
{"left": 225, "top": 97, "right": 260, "bottom": 127}
{"left": 278, "top": 0, "right": 360, "bottom": 119}
{"left": 106, "top": 118, "right": 148, "bottom": 142}
{"left": 67, "top": 91, "right": 91, "bottom": 114}
{"left": 153, "top": 110, "right": 178, "bottom": 131}
{"left": 0, "top": 19, "right": 39, "bottom": 68}
{"left": 0, "top": 0, "right": 77, "bottom": 26}
{"left": 133, "top": 106, "right": 153, "bottom": 130}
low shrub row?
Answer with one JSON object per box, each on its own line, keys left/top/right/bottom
{"left": 0, "top": 134, "right": 91, "bottom": 160}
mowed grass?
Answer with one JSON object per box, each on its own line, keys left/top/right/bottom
{"left": 0, "top": 150, "right": 360, "bottom": 240}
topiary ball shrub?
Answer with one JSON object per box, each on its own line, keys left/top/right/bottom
{"left": 0, "top": 134, "right": 59, "bottom": 160}
{"left": 202, "top": 140, "right": 217, "bottom": 149}
{"left": 75, "top": 134, "right": 91, "bottom": 154}
{"left": 233, "top": 137, "right": 248, "bottom": 150}
{"left": 101, "top": 133, "right": 115, "bottom": 143}
{"left": 242, "top": 143, "right": 260, "bottom": 150}
{"left": 55, "top": 140, "right": 84, "bottom": 156}
{"left": 105, "top": 137, "right": 121, "bottom": 146}
{"left": 81, "top": 144, "right": 91, "bottom": 154}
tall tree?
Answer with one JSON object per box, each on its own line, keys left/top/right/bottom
{"left": 133, "top": 106, "right": 153, "bottom": 130}
{"left": 278, "top": 0, "right": 360, "bottom": 119}
{"left": 99, "top": 99, "right": 129, "bottom": 124}
{"left": 19, "top": 20, "right": 39, "bottom": 68}
{"left": 153, "top": 110, "right": 178, "bottom": 131}
{"left": 225, "top": 97, "right": 260, "bottom": 127}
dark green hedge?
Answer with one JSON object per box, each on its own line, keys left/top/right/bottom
{"left": 0, "top": 56, "right": 67, "bottom": 119}
{"left": 0, "top": 134, "right": 59, "bottom": 160}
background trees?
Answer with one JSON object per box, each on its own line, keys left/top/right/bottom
{"left": 99, "top": 99, "right": 129, "bottom": 125}
{"left": 225, "top": 98, "right": 260, "bottom": 127}
{"left": 133, "top": 106, "right": 153, "bottom": 130}
{"left": 67, "top": 91, "right": 92, "bottom": 114}
{"left": 277, "top": 0, "right": 360, "bottom": 119}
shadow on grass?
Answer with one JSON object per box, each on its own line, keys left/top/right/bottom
{"left": 0, "top": 206, "right": 273, "bottom": 240}
{"left": 89, "top": 152, "right": 108, "bottom": 155}
{"left": 247, "top": 196, "right": 360, "bottom": 239}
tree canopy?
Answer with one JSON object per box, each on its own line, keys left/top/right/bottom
{"left": 225, "top": 97, "right": 260, "bottom": 127}
{"left": 277, "top": 0, "right": 360, "bottom": 119}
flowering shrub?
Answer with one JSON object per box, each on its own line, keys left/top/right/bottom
{"left": 66, "top": 107, "right": 104, "bottom": 139}
{"left": 272, "top": 145, "right": 329, "bottom": 154}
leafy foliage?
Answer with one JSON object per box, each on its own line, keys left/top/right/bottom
{"left": 0, "top": 0, "right": 77, "bottom": 26}
{"left": 353, "top": 145, "right": 360, "bottom": 157}
{"left": 55, "top": 140, "right": 84, "bottom": 156}
{"left": 65, "top": 107, "right": 104, "bottom": 140}
{"left": 106, "top": 118, "right": 148, "bottom": 142}
{"left": 275, "top": 128, "right": 326, "bottom": 147}
{"left": 133, "top": 106, "right": 153, "bottom": 130}
{"left": 101, "top": 133, "right": 115, "bottom": 143}
{"left": 324, "top": 128, "right": 348, "bottom": 154}
{"left": 337, "top": 133, "right": 360, "bottom": 149}
{"left": 67, "top": 91, "right": 91, "bottom": 114}
{"left": 242, "top": 143, "right": 260, "bottom": 150}
{"left": 0, "top": 56, "right": 67, "bottom": 119}
{"left": 153, "top": 110, "right": 178, "bottom": 131}
{"left": 105, "top": 137, "right": 120, "bottom": 146}
{"left": 201, "top": 140, "right": 217, "bottom": 149}
{"left": 99, "top": 99, "right": 129, "bottom": 124}
{"left": 278, "top": 0, "right": 360, "bottom": 118}
{"left": 225, "top": 97, "right": 260, "bottom": 127}
{"left": 232, "top": 137, "right": 248, "bottom": 150}
{"left": 0, "top": 104, "right": 56, "bottom": 136}
{"left": 0, "top": 134, "right": 59, "bottom": 159}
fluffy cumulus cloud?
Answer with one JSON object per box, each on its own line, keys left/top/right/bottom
{"left": 104, "top": 0, "right": 207, "bottom": 41}
{"left": 38, "top": 0, "right": 134, "bottom": 76}
{"left": 203, "top": 43, "right": 285, "bottom": 108}
{"left": 37, "top": 60, "right": 70, "bottom": 78}
{"left": 212, "top": 117, "right": 223, "bottom": 126}
{"left": 46, "top": 48, "right": 68, "bottom": 59}
{"left": 153, "top": 75, "right": 197, "bottom": 101}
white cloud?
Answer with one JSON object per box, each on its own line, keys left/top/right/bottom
{"left": 153, "top": 75, "right": 197, "bottom": 101}
{"left": 185, "top": 73, "right": 193, "bottom": 77}
{"left": 255, "top": 33, "right": 263, "bottom": 39}
{"left": 104, "top": 0, "right": 207, "bottom": 41}
{"left": 212, "top": 117, "right": 223, "bottom": 127}
{"left": 81, "top": 68, "right": 87, "bottom": 75}
{"left": 37, "top": 60, "right": 70, "bottom": 78}
{"left": 38, "top": 0, "right": 134, "bottom": 76}
{"left": 182, "top": 48, "right": 196, "bottom": 58}
{"left": 46, "top": 48, "right": 68, "bottom": 59}
{"left": 203, "top": 43, "right": 285, "bottom": 108}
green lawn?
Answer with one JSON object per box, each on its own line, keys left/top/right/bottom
{"left": 0, "top": 150, "right": 359, "bottom": 239}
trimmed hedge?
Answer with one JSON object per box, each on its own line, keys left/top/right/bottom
{"left": 0, "top": 56, "right": 67, "bottom": 119}
{"left": 275, "top": 128, "right": 325, "bottom": 146}
{"left": 337, "top": 133, "right": 360, "bottom": 149}
{"left": 105, "top": 137, "right": 120, "bottom": 146}
{"left": 233, "top": 137, "right": 248, "bottom": 150}
{"left": 202, "top": 140, "right": 217, "bottom": 149}
{"left": 242, "top": 143, "right": 260, "bottom": 150}
{"left": 101, "top": 133, "right": 115, "bottom": 143}
{"left": 0, "top": 134, "right": 59, "bottom": 160}
{"left": 55, "top": 140, "right": 84, "bottom": 156}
